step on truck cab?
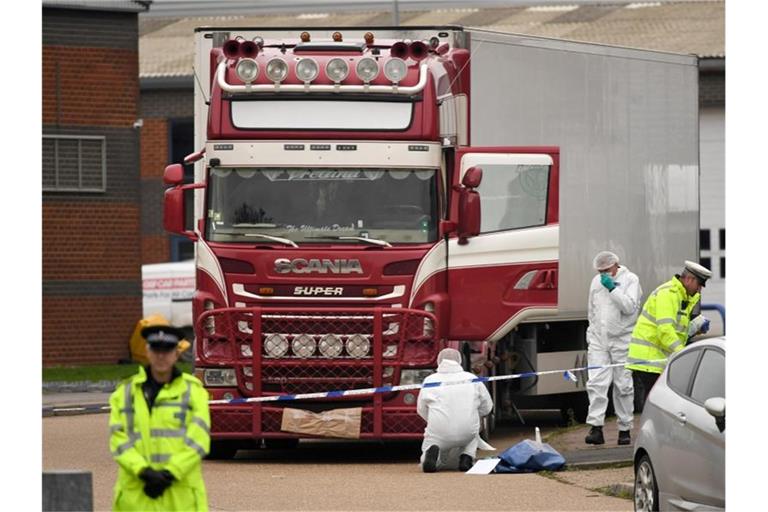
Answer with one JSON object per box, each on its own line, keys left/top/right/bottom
{"left": 162, "top": 26, "right": 699, "bottom": 456}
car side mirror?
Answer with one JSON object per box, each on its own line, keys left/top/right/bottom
{"left": 704, "top": 397, "right": 725, "bottom": 433}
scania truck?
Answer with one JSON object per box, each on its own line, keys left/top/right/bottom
{"left": 162, "top": 26, "right": 699, "bottom": 457}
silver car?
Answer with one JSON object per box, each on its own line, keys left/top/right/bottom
{"left": 633, "top": 337, "right": 725, "bottom": 511}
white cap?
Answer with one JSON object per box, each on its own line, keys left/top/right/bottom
{"left": 593, "top": 251, "right": 619, "bottom": 271}
{"left": 683, "top": 260, "right": 712, "bottom": 287}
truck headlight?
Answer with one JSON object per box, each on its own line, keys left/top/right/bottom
{"left": 266, "top": 58, "right": 288, "bottom": 82}
{"left": 325, "top": 58, "right": 349, "bottom": 82}
{"left": 355, "top": 57, "right": 379, "bottom": 82}
{"left": 264, "top": 333, "right": 289, "bottom": 358}
{"left": 319, "top": 334, "right": 343, "bottom": 358}
{"left": 235, "top": 58, "right": 259, "bottom": 83}
{"left": 201, "top": 368, "right": 237, "bottom": 387}
{"left": 384, "top": 58, "right": 407, "bottom": 83}
{"left": 296, "top": 58, "right": 319, "bottom": 82}
{"left": 400, "top": 369, "right": 433, "bottom": 385}
{"left": 292, "top": 334, "right": 316, "bottom": 358}
{"left": 346, "top": 334, "right": 370, "bottom": 358}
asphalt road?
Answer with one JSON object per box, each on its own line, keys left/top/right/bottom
{"left": 43, "top": 413, "right": 631, "bottom": 511}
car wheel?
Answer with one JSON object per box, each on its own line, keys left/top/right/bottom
{"left": 634, "top": 454, "right": 659, "bottom": 512}
{"left": 206, "top": 440, "right": 239, "bottom": 460}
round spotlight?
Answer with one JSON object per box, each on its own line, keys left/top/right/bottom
{"left": 325, "top": 58, "right": 349, "bottom": 82}
{"left": 355, "top": 57, "right": 379, "bottom": 82}
{"left": 318, "top": 334, "right": 344, "bottom": 358}
{"left": 384, "top": 58, "right": 407, "bottom": 83}
{"left": 235, "top": 58, "right": 259, "bottom": 83}
{"left": 266, "top": 58, "right": 289, "bottom": 82}
{"left": 264, "top": 333, "right": 289, "bottom": 358}
{"left": 346, "top": 334, "right": 370, "bottom": 358}
{"left": 292, "top": 334, "right": 316, "bottom": 358}
{"left": 296, "top": 58, "right": 319, "bottom": 82}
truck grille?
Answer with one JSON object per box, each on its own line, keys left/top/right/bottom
{"left": 197, "top": 306, "right": 438, "bottom": 396}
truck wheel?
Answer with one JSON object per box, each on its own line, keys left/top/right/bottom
{"left": 206, "top": 440, "right": 239, "bottom": 460}
{"left": 560, "top": 392, "right": 589, "bottom": 426}
{"left": 264, "top": 438, "right": 300, "bottom": 450}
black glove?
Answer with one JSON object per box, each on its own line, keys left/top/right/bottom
{"left": 139, "top": 468, "right": 174, "bottom": 499}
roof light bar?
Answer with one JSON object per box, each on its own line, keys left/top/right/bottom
{"left": 216, "top": 61, "right": 428, "bottom": 95}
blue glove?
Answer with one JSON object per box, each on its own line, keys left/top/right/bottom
{"left": 700, "top": 317, "right": 711, "bottom": 334}
{"left": 600, "top": 273, "right": 616, "bottom": 291}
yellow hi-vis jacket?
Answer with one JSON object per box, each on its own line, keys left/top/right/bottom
{"left": 109, "top": 366, "right": 210, "bottom": 511}
{"left": 626, "top": 277, "right": 700, "bottom": 374}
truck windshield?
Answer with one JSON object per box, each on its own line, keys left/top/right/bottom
{"left": 206, "top": 168, "right": 439, "bottom": 244}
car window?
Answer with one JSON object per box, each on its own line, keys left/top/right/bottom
{"left": 690, "top": 349, "right": 725, "bottom": 403}
{"left": 667, "top": 349, "right": 701, "bottom": 397}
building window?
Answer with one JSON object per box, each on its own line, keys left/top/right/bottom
{"left": 699, "top": 229, "right": 711, "bottom": 251}
{"left": 171, "top": 235, "right": 194, "bottom": 262}
{"left": 720, "top": 257, "right": 725, "bottom": 279}
{"left": 700, "top": 257, "right": 711, "bottom": 271}
{"left": 719, "top": 229, "right": 725, "bottom": 250}
{"left": 43, "top": 135, "right": 106, "bottom": 192}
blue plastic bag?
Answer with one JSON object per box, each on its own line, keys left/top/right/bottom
{"left": 493, "top": 439, "right": 566, "bottom": 473}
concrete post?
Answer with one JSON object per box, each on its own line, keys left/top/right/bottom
{"left": 42, "top": 471, "right": 93, "bottom": 512}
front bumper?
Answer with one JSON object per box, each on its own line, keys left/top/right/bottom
{"left": 196, "top": 306, "right": 438, "bottom": 439}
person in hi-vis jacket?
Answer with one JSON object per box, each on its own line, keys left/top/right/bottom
{"left": 109, "top": 325, "right": 210, "bottom": 511}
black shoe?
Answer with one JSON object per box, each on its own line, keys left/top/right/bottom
{"left": 422, "top": 445, "right": 439, "bottom": 473}
{"left": 459, "top": 454, "right": 474, "bottom": 472}
{"left": 618, "top": 430, "right": 631, "bottom": 445}
{"left": 584, "top": 426, "right": 605, "bottom": 445}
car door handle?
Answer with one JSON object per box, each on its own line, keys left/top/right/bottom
{"left": 676, "top": 412, "right": 687, "bottom": 424}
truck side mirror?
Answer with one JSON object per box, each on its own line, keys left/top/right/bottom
{"left": 164, "top": 186, "right": 199, "bottom": 241}
{"left": 457, "top": 166, "right": 482, "bottom": 244}
{"left": 462, "top": 166, "right": 483, "bottom": 188}
{"left": 164, "top": 163, "right": 184, "bottom": 186}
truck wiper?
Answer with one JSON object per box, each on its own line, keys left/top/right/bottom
{"left": 305, "top": 235, "right": 392, "bottom": 248}
{"left": 240, "top": 233, "right": 299, "bottom": 248}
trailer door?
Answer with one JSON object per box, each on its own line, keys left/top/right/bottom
{"left": 447, "top": 147, "right": 560, "bottom": 341}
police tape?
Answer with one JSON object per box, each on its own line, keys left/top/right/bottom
{"left": 206, "top": 358, "right": 666, "bottom": 405}
{"left": 42, "top": 358, "right": 665, "bottom": 415}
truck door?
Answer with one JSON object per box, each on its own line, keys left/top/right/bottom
{"left": 447, "top": 147, "right": 560, "bottom": 342}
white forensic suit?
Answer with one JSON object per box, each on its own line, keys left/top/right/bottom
{"left": 586, "top": 265, "right": 642, "bottom": 430}
{"left": 417, "top": 355, "right": 493, "bottom": 470}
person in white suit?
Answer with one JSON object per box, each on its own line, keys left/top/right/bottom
{"left": 584, "top": 250, "right": 642, "bottom": 446}
{"left": 417, "top": 348, "right": 494, "bottom": 472}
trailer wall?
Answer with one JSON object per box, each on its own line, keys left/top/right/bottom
{"left": 467, "top": 29, "right": 699, "bottom": 315}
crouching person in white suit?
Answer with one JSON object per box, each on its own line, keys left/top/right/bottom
{"left": 417, "top": 348, "right": 494, "bottom": 472}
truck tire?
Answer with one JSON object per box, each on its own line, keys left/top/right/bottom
{"left": 560, "top": 392, "right": 589, "bottom": 426}
{"left": 206, "top": 440, "right": 239, "bottom": 460}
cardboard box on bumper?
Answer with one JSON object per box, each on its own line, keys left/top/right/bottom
{"left": 280, "top": 407, "right": 362, "bottom": 439}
